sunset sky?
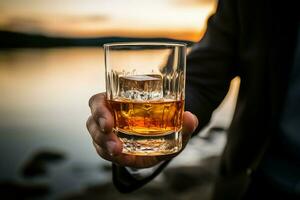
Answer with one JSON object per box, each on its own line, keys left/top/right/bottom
{"left": 0, "top": 0, "right": 216, "bottom": 41}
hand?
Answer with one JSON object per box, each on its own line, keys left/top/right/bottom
{"left": 86, "top": 92, "right": 199, "bottom": 168}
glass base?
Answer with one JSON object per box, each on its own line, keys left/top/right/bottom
{"left": 116, "top": 130, "right": 182, "bottom": 156}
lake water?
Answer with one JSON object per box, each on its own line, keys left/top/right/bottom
{"left": 0, "top": 48, "right": 239, "bottom": 199}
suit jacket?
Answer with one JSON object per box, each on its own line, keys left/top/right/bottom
{"left": 112, "top": 0, "right": 299, "bottom": 199}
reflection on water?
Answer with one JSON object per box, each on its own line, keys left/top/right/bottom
{"left": 0, "top": 48, "right": 110, "bottom": 199}
{"left": 0, "top": 47, "right": 239, "bottom": 199}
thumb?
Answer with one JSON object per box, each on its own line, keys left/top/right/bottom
{"left": 182, "top": 111, "right": 199, "bottom": 146}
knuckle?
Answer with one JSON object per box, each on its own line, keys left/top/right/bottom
{"left": 86, "top": 116, "right": 93, "bottom": 130}
{"left": 93, "top": 141, "right": 111, "bottom": 161}
{"left": 93, "top": 131, "right": 111, "bottom": 149}
{"left": 91, "top": 101, "right": 107, "bottom": 121}
{"left": 86, "top": 118, "right": 104, "bottom": 145}
{"left": 88, "top": 94, "right": 97, "bottom": 108}
{"left": 91, "top": 108, "right": 101, "bottom": 120}
{"left": 93, "top": 130, "right": 103, "bottom": 145}
{"left": 86, "top": 116, "right": 96, "bottom": 133}
{"left": 96, "top": 135, "right": 105, "bottom": 148}
{"left": 89, "top": 93, "right": 105, "bottom": 108}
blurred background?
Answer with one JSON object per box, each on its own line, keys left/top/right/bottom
{"left": 0, "top": 0, "right": 240, "bottom": 199}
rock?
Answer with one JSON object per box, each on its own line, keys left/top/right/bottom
{"left": 21, "top": 149, "right": 66, "bottom": 178}
{"left": 100, "top": 163, "right": 112, "bottom": 172}
{"left": 59, "top": 156, "right": 220, "bottom": 200}
{"left": 0, "top": 180, "right": 49, "bottom": 199}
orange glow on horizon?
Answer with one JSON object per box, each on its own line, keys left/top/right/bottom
{"left": 37, "top": 27, "right": 206, "bottom": 42}
{"left": 0, "top": 0, "right": 216, "bottom": 41}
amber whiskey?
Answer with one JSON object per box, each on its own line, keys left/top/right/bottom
{"left": 109, "top": 98, "right": 184, "bottom": 155}
{"left": 107, "top": 74, "right": 184, "bottom": 155}
{"left": 109, "top": 99, "right": 184, "bottom": 135}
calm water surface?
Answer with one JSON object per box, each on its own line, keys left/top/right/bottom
{"left": 0, "top": 47, "right": 238, "bottom": 199}
{"left": 0, "top": 48, "right": 109, "bottom": 198}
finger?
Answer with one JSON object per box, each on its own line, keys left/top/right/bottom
{"left": 86, "top": 115, "right": 123, "bottom": 156}
{"left": 93, "top": 141, "right": 112, "bottom": 161}
{"left": 89, "top": 93, "right": 114, "bottom": 134}
{"left": 86, "top": 115, "right": 101, "bottom": 143}
{"left": 182, "top": 111, "right": 199, "bottom": 146}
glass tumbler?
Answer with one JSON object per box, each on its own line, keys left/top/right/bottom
{"left": 104, "top": 42, "right": 186, "bottom": 155}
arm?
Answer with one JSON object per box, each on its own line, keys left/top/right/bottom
{"left": 186, "top": 0, "right": 239, "bottom": 134}
{"left": 89, "top": 0, "right": 240, "bottom": 193}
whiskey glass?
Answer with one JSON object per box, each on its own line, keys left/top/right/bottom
{"left": 104, "top": 42, "right": 186, "bottom": 155}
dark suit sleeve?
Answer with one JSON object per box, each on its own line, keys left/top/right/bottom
{"left": 186, "top": 0, "right": 239, "bottom": 134}
{"left": 112, "top": 0, "right": 239, "bottom": 193}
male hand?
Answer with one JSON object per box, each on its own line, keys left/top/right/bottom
{"left": 86, "top": 92, "right": 199, "bottom": 168}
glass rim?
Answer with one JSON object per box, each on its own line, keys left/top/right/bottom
{"left": 103, "top": 42, "right": 187, "bottom": 48}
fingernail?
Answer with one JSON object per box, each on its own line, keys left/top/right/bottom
{"left": 99, "top": 118, "right": 106, "bottom": 132}
{"left": 106, "top": 141, "right": 116, "bottom": 156}
{"left": 192, "top": 114, "right": 198, "bottom": 132}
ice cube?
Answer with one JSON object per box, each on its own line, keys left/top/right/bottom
{"left": 119, "top": 74, "right": 163, "bottom": 100}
